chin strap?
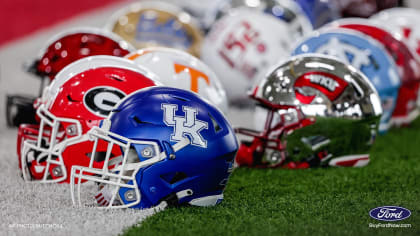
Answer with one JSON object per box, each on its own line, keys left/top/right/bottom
{"left": 159, "top": 189, "right": 194, "bottom": 208}
{"left": 149, "top": 190, "right": 200, "bottom": 213}
{"left": 283, "top": 150, "right": 332, "bottom": 169}
{"left": 150, "top": 201, "right": 168, "bottom": 213}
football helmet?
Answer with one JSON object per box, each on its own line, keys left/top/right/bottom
{"left": 202, "top": 0, "right": 313, "bottom": 38}
{"left": 126, "top": 47, "right": 229, "bottom": 113}
{"left": 70, "top": 87, "right": 238, "bottom": 209}
{"left": 236, "top": 54, "right": 382, "bottom": 168}
{"left": 105, "top": 1, "right": 203, "bottom": 57}
{"left": 160, "top": 0, "right": 223, "bottom": 25}
{"left": 292, "top": 29, "right": 400, "bottom": 133}
{"left": 332, "top": 0, "right": 399, "bottom": 18}
{"left": 326, "top": 18, "right": 420, "bottom": 126}
{"left": 201, "top": 7, "right": 293, "bottom": 103}
{"left": 6, "top": 27, "right": 134, "bottom": 127}
{"left": 294, "top": 0, "right": 340, "bottom": 28}
{"left": 18, "top": 56, "right": 159, "bottom": 183}
{"left": 371, "top": 8, "right": 420, "bottom": 64}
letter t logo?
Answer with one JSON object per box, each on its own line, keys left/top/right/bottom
{"left": 174, "top": 64, "right": 210, "bottom": 93}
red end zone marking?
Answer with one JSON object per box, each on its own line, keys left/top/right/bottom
{"left": 0, "top": 0, "right": 124, "bottom": 47}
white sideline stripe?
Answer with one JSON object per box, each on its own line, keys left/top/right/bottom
{"left": 4, "top": 1, "right": 419, "bottom": 235}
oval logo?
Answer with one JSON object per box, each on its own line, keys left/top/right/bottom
{"left": 84, "top": 87, "right": 126, "bottom": 117}
{"left": 369, "top": 206, "right": 411, "bottom": 222}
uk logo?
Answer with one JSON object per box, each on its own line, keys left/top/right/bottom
{"left": 162, "top": 104, "right": 208, "bottom": 148}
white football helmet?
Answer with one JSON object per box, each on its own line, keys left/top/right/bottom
{"left": 201, "top": 7, "right": 293, "bottom": 103}
{"left": 371, "top": 8, "right": 420, "bottom": 63}
{"left": 125, "top": 47, "right": 229, "bottom": 113}
{"left": 202, "top": 0, "right": 313, "bottom": 38}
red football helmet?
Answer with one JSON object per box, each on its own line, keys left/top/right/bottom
{"left": 17, "top": 56, "right": 159, "bottom": 183}
{"left": 30, "top": 27, "right": 134, "bottom": 79}
{"left": 7, "top": 27, "right": 135, "bottom": 128}
{"left": 326, "top": 18, "right": 420, "bottom": 126}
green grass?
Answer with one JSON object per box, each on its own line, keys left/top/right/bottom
{"left": 124, "top": 119, "right": 420, "bottom": 236}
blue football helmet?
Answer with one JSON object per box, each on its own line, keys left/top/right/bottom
{"left": 294, "top": 0, "right": 339, "bottom": 28}
{"left": 292, "top": 29, "right": 401, "bottom": 133}
{"left": 70, "top": 87, "right": 238, "bottom": 209}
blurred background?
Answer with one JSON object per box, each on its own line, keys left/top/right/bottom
{"left": 1, "top": 0, "right": 420, "bottom": 130}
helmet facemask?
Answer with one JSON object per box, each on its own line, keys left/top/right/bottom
{"left": 237, "top": 101, "right": 314, "bottom": 168}
{"left": 70, "top": 125, "right": 190, "bottom": 209}
{"left": 21, "top": 104, "right": 82, "bottom": 183}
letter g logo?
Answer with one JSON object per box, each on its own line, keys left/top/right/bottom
{"left": 84, "top": 87, "right": 126, "bottom": 117}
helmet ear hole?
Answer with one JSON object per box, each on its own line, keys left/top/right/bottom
{"left": 106, "top": 74, "right": 125, "bottom": 82}
{"left": 160, "top": 172, "right": 188, "bottom": 185}
{"left": 208, "top": 113, "right": 222, "bottom": 133}
{"left": 51, "top": 54, "right": 60, "bottom": 62}
{"left": 86, "top": 151, "right": 108, "bottom": 162}
{"left": 223, "top": 151, "right": 237, "bottom": 162}
{"left": 169, "top": 95, "right": 189, "bottom": 102}
{"left": 67, "top": 95, "right": 78, "bottom": 102}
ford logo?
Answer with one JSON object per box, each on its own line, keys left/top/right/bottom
{"left": 369, "top": 206, "right": 411, "bottom": 221}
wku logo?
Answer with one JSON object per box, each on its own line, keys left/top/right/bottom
{"left": 162, "top": 104, "right": 208, "bottom": 148}
{"left": 294, "top": 72, "right": 348, "bottom": 104}
{"left": 316, "top": 37, "right": 372, "bottom": 70}
{"left": 174, "top": 64, "right": 210, "bottom": 93}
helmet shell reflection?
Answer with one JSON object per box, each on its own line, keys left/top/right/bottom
{"left": 237, "top": 54, "right": 382, "bottom": 168}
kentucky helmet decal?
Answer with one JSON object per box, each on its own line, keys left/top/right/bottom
{"left": 292, "top": 29, "right": 401, "bottom": 133}
{"left": 162, "top": 103, "right": 209, "bottom": 148}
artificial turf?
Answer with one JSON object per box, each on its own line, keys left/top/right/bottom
{"left": 124, "top": 118, "right": 420, "bottom": 236}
